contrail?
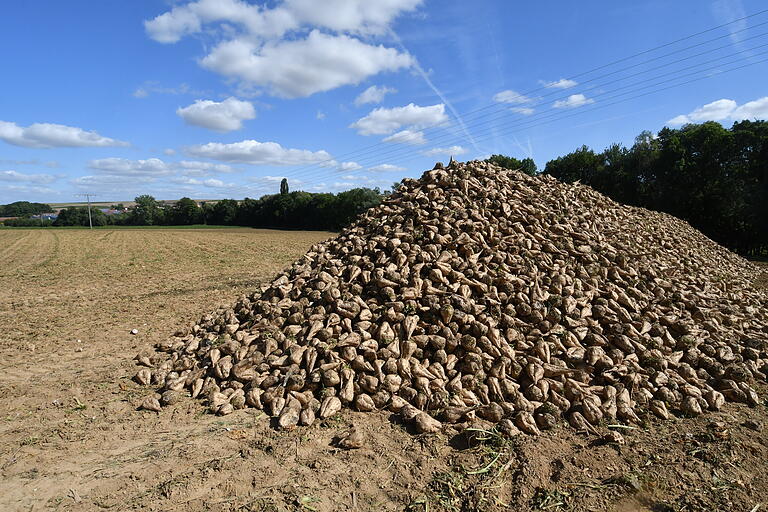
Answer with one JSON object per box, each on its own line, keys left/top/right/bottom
{"left": 388, "top": 29, "right": 480, "bottom": 152}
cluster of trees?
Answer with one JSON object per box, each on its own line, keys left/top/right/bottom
{"left": 486, "top": 154, "right": 538, "bottom": 176}
{"left": 0, "top": 201, "right": 52, "bottom": 217}
{"left": 20, "top": 185, "right": 384, "bottom": 230}
{"left": 543, "top": 120, "right": 768, "bottom": 255}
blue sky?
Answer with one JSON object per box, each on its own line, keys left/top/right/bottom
{"left": 1, "top": 0, "right": 767, "bottom": 204}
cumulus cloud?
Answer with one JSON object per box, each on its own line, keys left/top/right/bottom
{"left": 383, "top": 129, "right": 426, "bottom": 145}
{"left": 541, "top": 78, "right": 578, "bottom": 89}
{"left": 176, "top": 97, "right": 256, "bottom": 132}
{"left": 733, "top": 97, "right": 768, "bottom": 119}
{"left": 163, "top": 148, "right": 176, "bottom": 156}
{"left": 354, "top": 85, "right": 397, "bottom": 106}
{"left": 0, "top": 170, "right": 57, "bottom": 184}
{"left": 89, "top": 158, "right": 174, "bottom": 176}
{"left": 0, "top": 183, "right": 59, "bottom": 201}
{"left": 422, "top": 145, "right": 468, "bottom": 156}
{"left": 351, "top": 103, "right": 447, "bottom": 136}
{"left": 553, "top": 94, "right": 594, "bottom": 109}
{"left": 667, "top": 97, "right": 768, "bottom": 125}
{"left": 186, "top": 139, "right": 332, "bottom": 165}
{"left": 368, "top": 163, "right": 405, "bottom": 172}
{"left": 145, "top": 0, "right": 422, "bottom": 42}
{"left": 88, "top": 158, "right": 235, "bottom": 178}
{"left": 145, "top": 1, "right": 420, "bottom": 97}
{"left": 201, "top": 31, "right": 413, "bottom": 98}
{"left": 0, "top": 121, "right": 128, "bottom": 149}
{"left": 338, "top": 161, "right": 363, "bottom": 171}
{"left": 493, "top": 90, "right": 534, "bottom": 105}
{"left": 171, "top": 176, "right": 235, "bottom": 188}
{"left": 0, "top": 159, "right": 60, "bottom": 168}
{"left": 178, "top": 160, "right": 235, "bottom": 174}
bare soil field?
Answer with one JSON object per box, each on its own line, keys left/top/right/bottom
{"left": 1, "top": 229, "right": 766, "bottom": 512}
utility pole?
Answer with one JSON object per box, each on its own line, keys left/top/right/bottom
{"left": 75, "top": 193, "right": 95, "bottom": 229}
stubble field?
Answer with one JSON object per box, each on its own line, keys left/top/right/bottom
{"left": 1, "top": 228, "right": 767, "bottom": 512}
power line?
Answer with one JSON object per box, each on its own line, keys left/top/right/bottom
{"left": 293, "top": 55, "right": 768, "bottom": 188}
{"left": 280, "top": 42, "right": 768, "bottom": 185}
{"left": 274, "top": 11, "right": 768, "bottom": 179}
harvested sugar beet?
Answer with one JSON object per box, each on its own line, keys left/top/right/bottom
{"left": 134, "top": 160, "right": 768, "bottom": 434}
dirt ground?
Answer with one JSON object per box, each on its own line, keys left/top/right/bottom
{"left": 1, "top": 228, "right": 767, "bottom": 512}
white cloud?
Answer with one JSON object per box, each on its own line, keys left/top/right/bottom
{"left": 163, "top": 148, "right": 176, "bottom": 156}
{"left": 339, "top": 161, "right": 362, "bottom": 171}
{"left": 145, "top": 1, "right": 420, "bottom": 97}
{"left": 145, "top": 0, "right": 422, "bottom": 43}
{"left": 176, "top": 97, "right": 256, "bottom": 132}
{"left": 178, "top": 160, "right": 235, "bottom": 174}
{"left": 0, "top": 170, "right": 57, "bottom": 184}
{"left": 493, "top": 90, "right": 534, "bottom": 105}
{"left": 553, "top": 94, "right": 594, "bottom": 109}
{"left": 316, "top": 110, "right": 326, "bottom": 120}
{"left": 284, "top": 0, "right": 423, "bottom": 34}
{"left": 541, "top": 78, "right": 578, "bottom": 89}
{"left": 203, "top": 178, "right": 226, "bottom": 188}
{"left": 0, "top": 159, "right": 59, "bottom": 168}
{"left": 733, "top": 97, "right": 768, "bottom": 120}
{"left": 422, "top": 145, "right": 468, "bottom": 156}
{"left": 354, "top": 85, "right": 397, "bottom": 106}
{"left": 368, "top": 163, "right": 405, "bottom": 172}
{"left": 667, "top": 96, "right": 768, "bottom": 125}
{"left": 667, "top": 114, "right": 691, "bottom": 125}
{"left": 511, "top": 107, "right": 534, "bottom": 115}
{"left": 672, "top": 99, "right": 736, "bottom": 124}
{"left": 89, "top": 158, "right": 174, "bottom": 176}
{"left": 248, "top": 175, "right": 305, "bottom": 188}
{"left": 0, "top": 183, "right": 60, "bottom": 201}
{"left": 0, "top": 121, "right": 128, "bottom": 149}
{"left": 383, "top": 129, "right": 426, "bottom": 145}
{"left": 201, "top": 31, "right": 413, "bottom": 98}
{"left": 186, "top": 139, "right": 332, "bottom": 166}
{"left": 73, "top": 174, "right": 156, "bottom": 187}
{"left": 351, "top": 103, "right": 447, "bottom": 135}
{"left": 87, "top": 158, "right": 234, "bottom": 178}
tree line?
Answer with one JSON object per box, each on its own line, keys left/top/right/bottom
{"left": 2, "top": 183, "right": 383, "bottom": 231}
{"left": 0, "top": 201, "right": 52, "bottom": 217}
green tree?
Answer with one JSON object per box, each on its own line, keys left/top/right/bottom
{"left": 0, "top": 201, "right": 53, "bottom": 217}
{"left": 170, "top": 197, "right": 201, "bottom": 225}
{"left": 53, "top": 206, "right": 106, "bottom": 227}
{"left": 543, "top": 145, "right": 603, "bottom": 183}
{"left": 485, "top": 154, "right": 537, "bottom": 176}
{"left": 130, "top": 195, "right": 161, "bottom": 225}
{"left": 280, "top": 178, "right": 289, "bottom": 195}
{"left": 206, "top": 199, "right": 239, "bottom": 225}
{"left": 520, "top": 158, "right": 538, "bottom": 176}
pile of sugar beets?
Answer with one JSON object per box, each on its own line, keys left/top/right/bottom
{"left": 134, "top": 160, "right": 768, "bottom": 436}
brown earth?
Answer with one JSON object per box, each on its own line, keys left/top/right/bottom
{"left": 0, "top": 228, "right": 766, "bottom": 512}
